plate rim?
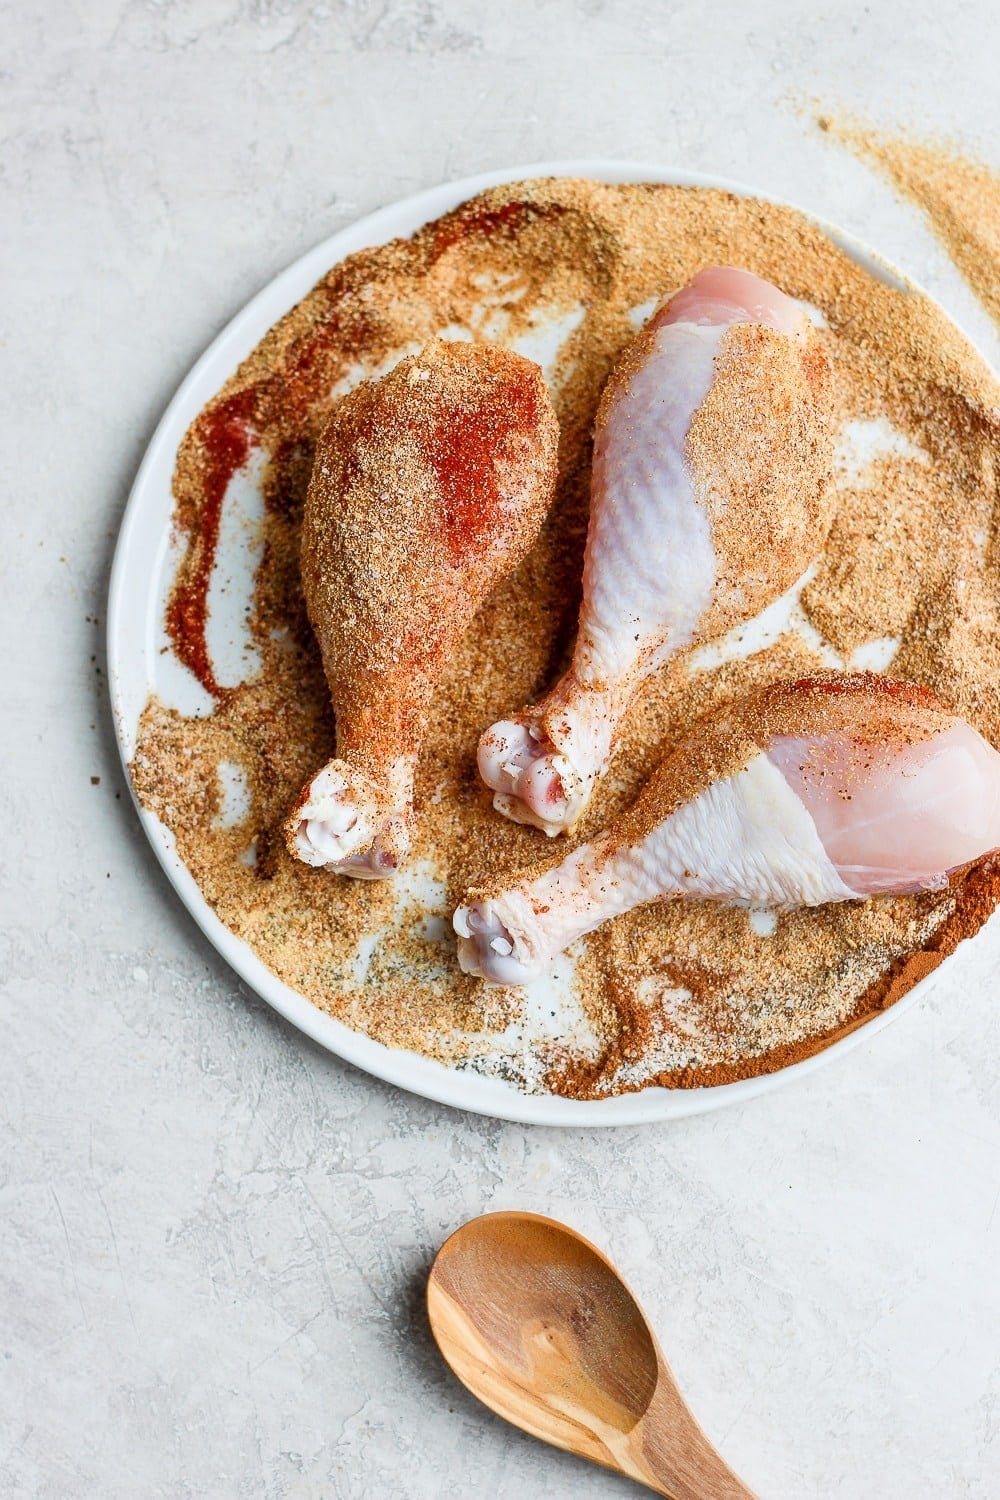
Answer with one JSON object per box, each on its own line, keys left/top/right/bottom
{"left": 107, "top": 156, "right": 986, "bottom": 1126}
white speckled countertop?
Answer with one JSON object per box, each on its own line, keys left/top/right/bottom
{"left": 4, "top": 3, "right": 1000, "bottom": 1495}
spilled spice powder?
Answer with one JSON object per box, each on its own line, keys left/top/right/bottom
{"left": 131, "top": 177, "right": 1000, "bottom": 1099}
{"left": 817, "top": 114, "right": 1000, "bottom": 329}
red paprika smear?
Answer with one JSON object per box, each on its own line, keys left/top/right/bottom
{"left": 430, "top": 200, "right": 565, "bottom": 259}
{"left": 792, "top": 673, "right": 937, "bottom": 706}
{"left": 428, "top": 375, "right": 544, "bottom": 565}
{"left": 167, "top": 387, "right": 259, "bottom": 696}
{"left": 265, "top": 301, "right": 376, "bottom": 439}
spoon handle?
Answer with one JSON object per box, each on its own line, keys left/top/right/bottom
{"left": 622, "top": 1374, "right": 758, "bottom": 1499}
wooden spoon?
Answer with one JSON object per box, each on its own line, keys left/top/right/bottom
{"left": 427, "top": 1211, "right": 756, "bottom": 1498}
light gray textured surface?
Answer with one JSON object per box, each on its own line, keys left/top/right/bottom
{"left": 4, "top": 2, "right": 1000, "bottom": 1496}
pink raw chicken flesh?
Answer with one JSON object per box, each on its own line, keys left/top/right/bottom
{"left": 768, "top": 722, "right": 1000, "bottom": 894}
{"left": 478, "top": 266, "right": 834, "bottom": 837}
{"left": 456, "top": 674, "right": 1000, "bottom": 985}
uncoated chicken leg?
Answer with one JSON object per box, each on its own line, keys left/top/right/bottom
{"left": 478, "top": 266, "right": 835, "bottom": 836}
{"left": 457, "top": 673, "right": 1000, "bottom": 983}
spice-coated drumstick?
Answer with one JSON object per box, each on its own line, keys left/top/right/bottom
{"left": 285, "top": 339, "right": 559, "bottom": 878}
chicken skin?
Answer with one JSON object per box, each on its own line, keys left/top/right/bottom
{"left": 456, "top": 673, "right": 1000, "bottom": 984}
{"left": 285, "top": 339, "right": 559, "bottom": 878}
{"left": 478, "top": 266, "right": 835, "bottom": 836}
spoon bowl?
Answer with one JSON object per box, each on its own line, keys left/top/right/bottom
{"left": 427, "top": 1212, "right": 755, "bottom": 1498}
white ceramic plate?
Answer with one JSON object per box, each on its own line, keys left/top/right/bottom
{"left": 108, "top": 159, "right": 984, "bottom": 1125}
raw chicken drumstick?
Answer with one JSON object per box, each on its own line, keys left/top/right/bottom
{"left": 456, "top": 673, "right": 1000, "bottom": 984}
{"left": 478, "top": 266, "right": 834, "bottom": 836}
{"left": 285, "top": 339, "right": 559, "bottom": 878}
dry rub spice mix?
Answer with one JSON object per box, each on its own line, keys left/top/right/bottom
{"left": 131, "top": 178, "right": 1000, "bottom": 1099}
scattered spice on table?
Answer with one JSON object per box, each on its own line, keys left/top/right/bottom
{"left": 817, "top": 114, "right": 1000, "bottom": 329}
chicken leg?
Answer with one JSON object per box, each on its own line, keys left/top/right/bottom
{"left": 285, "top": 339, "right": 559, "bottom": 878}
{"left": 456, "top": 673, "right": 1000, "bottom": 983}
{"left": 478, "top": 266, "right": 834, "bottom": 836}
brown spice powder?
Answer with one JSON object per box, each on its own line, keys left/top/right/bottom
{"left": 817, "top": 115, "right": 1000, "bottom": 329}
{"left": 686, "top": 320, "right": 835, "bottom": 647}
{"left": 131, "top": 178, "right": 1000, "bottom": 1099}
